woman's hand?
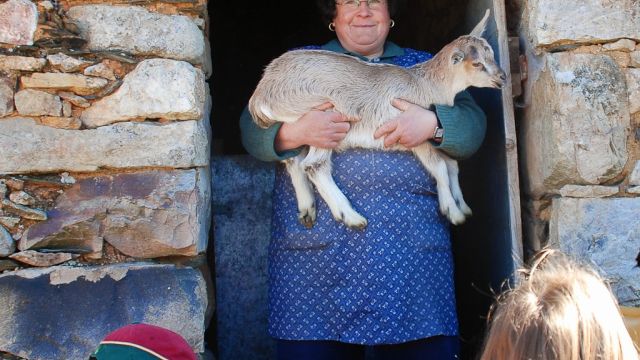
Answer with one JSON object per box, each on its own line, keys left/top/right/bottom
{"left": 275, "top": 102, "right": 354, "bottom": 151}
{"left": 374, "top": 99, "right": 439, "bottom": 148}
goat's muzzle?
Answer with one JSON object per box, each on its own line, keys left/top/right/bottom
{"left": 492, "top": 69, "right": 507, "bottom": 89}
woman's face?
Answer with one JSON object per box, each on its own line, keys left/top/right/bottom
{"left": 333, "top": 1, "right": 392, "bottom": 58}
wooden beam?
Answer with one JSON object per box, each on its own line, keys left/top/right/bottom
{"left": 493, "top": 0, "right": 523, "bottom": 269}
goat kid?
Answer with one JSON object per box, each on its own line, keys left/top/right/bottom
{"left": 249, "top": 10, "right": 506, "bottom": 230}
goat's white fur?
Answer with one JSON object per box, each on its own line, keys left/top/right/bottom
{"left": 249, "top": 10, "right": 505, "bottom": 229}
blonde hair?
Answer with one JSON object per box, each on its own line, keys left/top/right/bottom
{"left": 480, "top": 249, "right": 639, "bottom": 360}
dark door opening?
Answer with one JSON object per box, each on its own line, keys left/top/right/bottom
{"left": 208, "top": 1, "right": 519, "bottom": 359}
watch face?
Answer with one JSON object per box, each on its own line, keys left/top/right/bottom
{"left": 434, "top": 127, "right": 444, "bottom": 139}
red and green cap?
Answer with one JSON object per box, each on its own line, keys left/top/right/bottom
{"left": 90, "top": 323, "right": 197, "bottom": 360}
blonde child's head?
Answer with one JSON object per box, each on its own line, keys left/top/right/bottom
{"left": 480, "top": 249, "right": 638, "bottom": 360}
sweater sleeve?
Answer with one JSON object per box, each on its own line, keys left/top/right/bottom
{"left": 239, "top": 106, "right": 302, "bottom": 162}
{"left": 432, "top": 90, "right": 487, "bottom": 160}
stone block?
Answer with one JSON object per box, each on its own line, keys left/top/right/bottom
{"left": 0, "top": 264, "right": 207, "bottom": 359}
{"left": 527, "top": 0, "right": 640, "bottom": 50}
{"left": 46, "top": 53, "right": 93, "bottom": 73}
{"left": 607, "top": 51, "right": 631, "bottom": 68}
{"left": 603, "top": 39, "right": 637, "bottom": 52}
{"left": 9, "top": 250, "right": 77, "bottom": 267}
{"left": 0, "top": 217, "right": 20, "bottom": 229}
{"left": 213, "top": 155, "right": 276, "bottom": 359}
{"left": 632, "top": 51, "right": 640, "bottom": 68}
{"left": 557, "top": 184, "right": 618, "bottom": 198}
{"left": 631, "top": 161, "right": 640, "bottom": 186}
{"left": 0, "top": 118, "right": 210, "bottom": 173}
{"left": 0, "top": 260, "right": 19, "bottom": 272}
{"left": 549, "top": 197, "right": 640, "bottom": 306}
{"left": 39, "top": 116, "right": 81, "bottom": 129}
{"left": 1, "top": 199, "right": 47, "bottom": 221}
{"left": 20, "top": 169, "right": 211, "bottom": 258}
{"left": 0, "top": 55, "right": 46, "bottom": 72}
{"left": 81, "top": 59, "right": 206, "bottom": 128}
{"left": 58, "top": 92, "right": 90, "bottom": 108}
{"left": 67, "top": 5, "right": 205, "bottom": 64}
{"left": 0, "top": 225, "right": 15, "bottom": 257}
{"left": 627, "top": 68, "right": 640, "bottom": 114}
{"left": 9, "top": 191, "right": 35, "bottom": 206}
{"left": 0, "top": 0, "right": 38, "bottom": 46}
{"left": 62, "top": 100, "right": 72, "bottom": 117}
{"left": 521, "top": 53, "right": 629, "bottom": 197}
{"left": 83, "top": 62, "right": 116, "bottom": 80}
{"left": 21, "top": 73, "right": 108, "bottom": 96}
{"left": 14, "top": 89, "right": 61, "bottom": 117}
{"left": 0, "top": 75, "right": 15, "bottom": 117}
{"left": 4, "top": 178, "right": 23, "bottom": 191}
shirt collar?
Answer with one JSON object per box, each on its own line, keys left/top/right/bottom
{"left": 321, "top": 39, "right": 404, "bottom": 61}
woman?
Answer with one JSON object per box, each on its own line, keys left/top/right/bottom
{"left": 240, "top": 0, "right": 486, "bottom": 358}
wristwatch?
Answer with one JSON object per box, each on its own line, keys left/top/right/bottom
{"left": 433, "top": 126, "right": 444, "bottom": 141}
{"left": 432, "top": 119, "right": 444, "bottom": 142}
{"left": 430, "top": 106, "right": 444, "bottom": 142}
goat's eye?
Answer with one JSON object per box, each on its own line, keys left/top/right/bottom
{"left": 472, "top": 62, "right": 485, "bottom": 70}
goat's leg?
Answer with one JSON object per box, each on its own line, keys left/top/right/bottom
{"left": 284, "top": 156, "right": 317, "bottom": 228}
{"left": 303, "top": 147, "right": 368, "bottom": 230}
{"left": 412, "top": 145, "right": 466, "bottom": 225}
{"left": 442, "top": 155, "right": 472, "bottom": 216}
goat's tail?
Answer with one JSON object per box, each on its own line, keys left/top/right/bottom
{"left": 249, "top": 88, "right": 332, "bottom": 129}
{"left": 248, "top": 94, "right": 278, "bottom": 129}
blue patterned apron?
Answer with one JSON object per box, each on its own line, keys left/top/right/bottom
{"left": 268, "top": 149, "right": 458, "bottom": 345}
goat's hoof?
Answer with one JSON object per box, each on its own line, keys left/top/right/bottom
{"left": 342, "top": 213, "right": 368, "bottom": 230}
{"left": 298, "top": 207, "right": 316, "bottom": 229}
{"left": 348, "top": 221, "right": 368, "bottom": 231}
{"left": 460, "top": 203, "right": 473, "bottom": 217}
{"left": 442, "top": 205, "right": 466, "bottom": 225}
{"left": 299, "top": 215, "right": 315, "bottom": 229}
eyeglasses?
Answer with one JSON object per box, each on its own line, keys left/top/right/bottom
{"left": 335, "top": 0, "right": 386, "bottom": 11}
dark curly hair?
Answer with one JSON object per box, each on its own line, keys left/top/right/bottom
{"left": 315, "top": 0, "right": 402, "bottom": 25}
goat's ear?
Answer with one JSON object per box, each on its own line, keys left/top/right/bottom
{"left": 451, "top": 49, "right": 465, "bottom": 65}
{"left": 469, "top": 9, "right": 490, "bottom": 37}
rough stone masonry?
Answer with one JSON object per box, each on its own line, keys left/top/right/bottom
{"left": 0, "top": 0, "right": 212, "bottom": 358}
{"left": 518, "top": 0, "right": 640, "bottom": 306}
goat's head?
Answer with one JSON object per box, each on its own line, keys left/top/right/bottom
{"left": 439, "top": 10, "right": 507, "bottom": 94}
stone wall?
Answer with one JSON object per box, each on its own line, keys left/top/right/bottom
{"left": 518, "top": 0, "right": 640, "bottom": 305}
{"left": 0, "top": 0, "right": 212, "bottom": 359}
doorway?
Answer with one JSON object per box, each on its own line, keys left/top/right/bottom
{"left": 209, "top": 0, "right": 476, "bottom": 155}
{"left": 209, "top": 1, "right": 520, "bottom": 359}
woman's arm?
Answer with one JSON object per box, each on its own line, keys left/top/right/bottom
{"left": 374, "top": 91, "right": 487, "bottom": 160}
{"left": 432, "top": 91, "right": 487, "bottom": 160}
{"left": 240, "top": 107, "right": 294, "bottom": 162}
{"left": 240, "top": 103, "right": 353, "bottom": 162}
